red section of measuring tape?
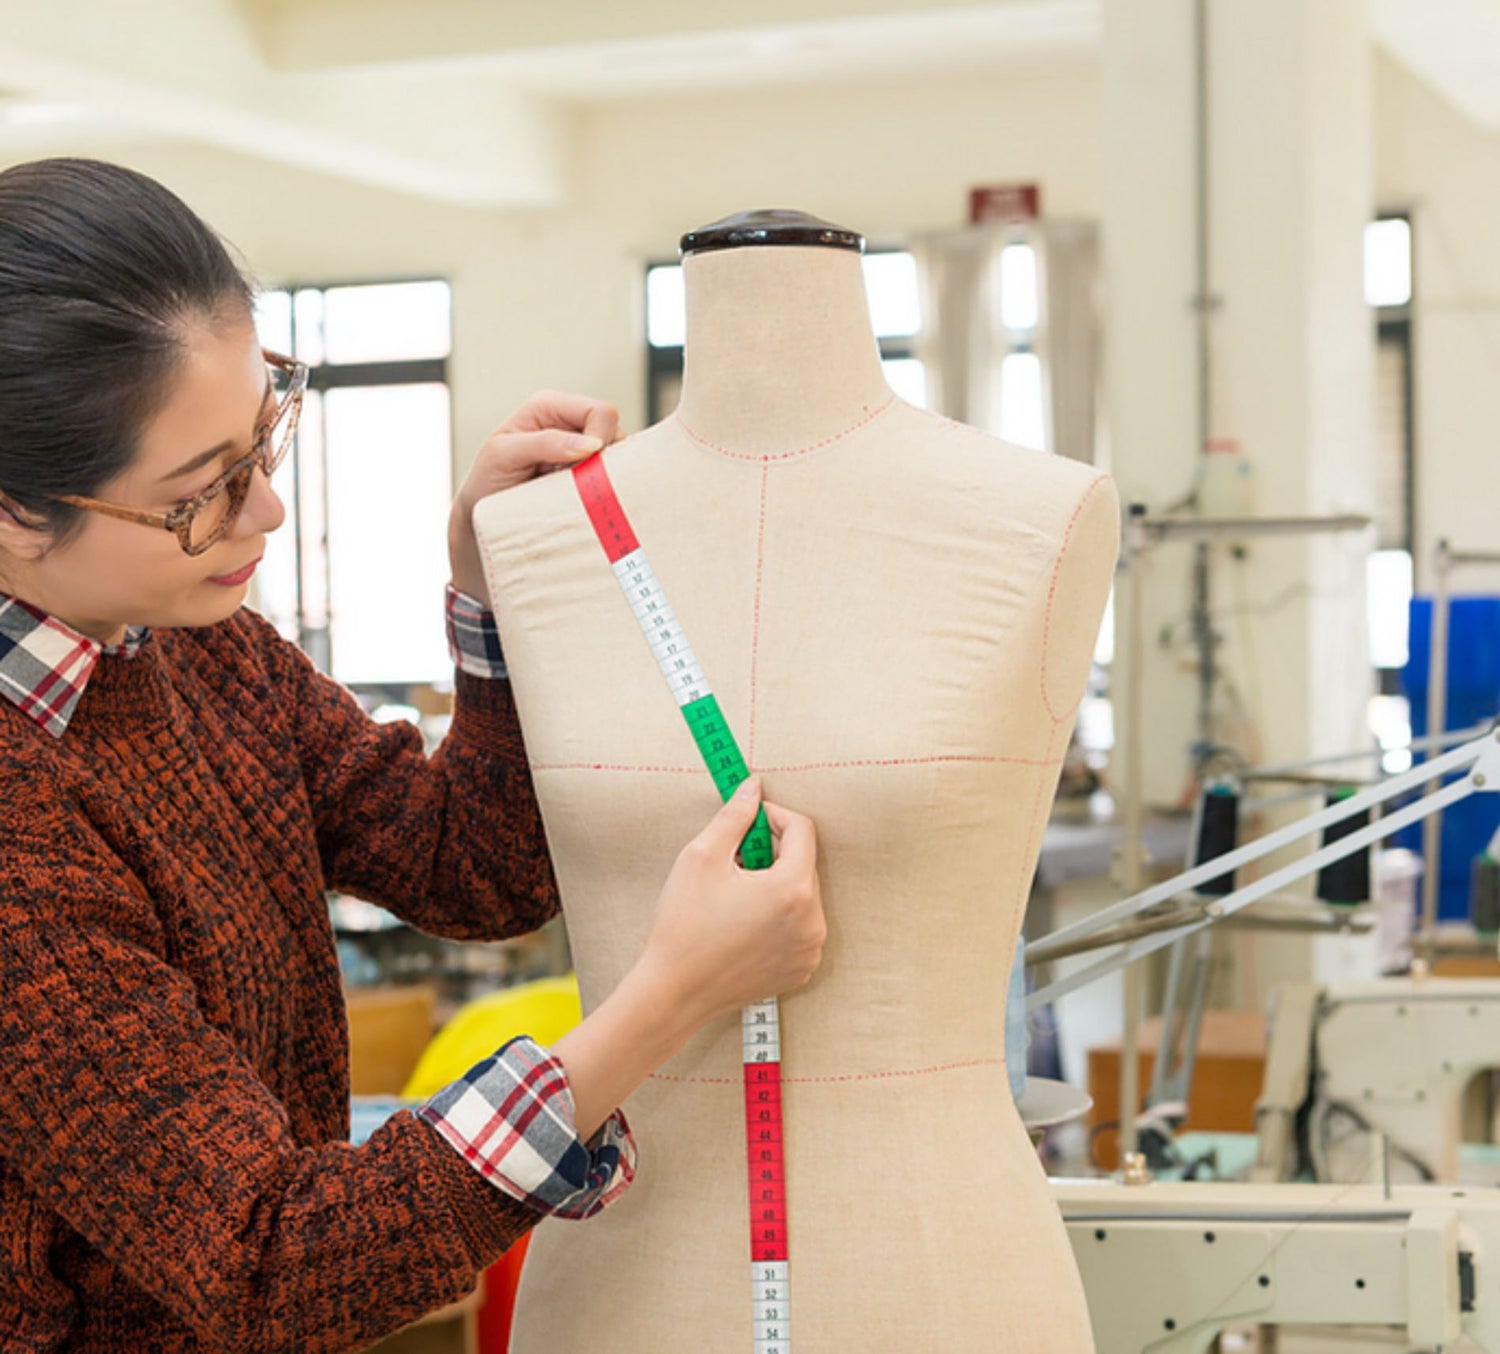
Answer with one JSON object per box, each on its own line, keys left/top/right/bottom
{"left": 744, "top": 1062, "right": 788, "bottom": 1263}
{"left": 572, "top": 454, "right": 639, "bottom": 563}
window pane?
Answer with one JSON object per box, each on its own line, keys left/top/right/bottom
{"left": 863, "top": 252, "right": 921, "bottom": 338}
{"left": 324, "top": 384, "right": 453, "bottom": 684}
{"left": 1368, "top": 693, "right": 1412, "bottom": 775}
{"left": 322, "top": 281, "right": 452, "bottom": 364}
{"left": 881, "top": 357, "right": 928, "bottom": 408}
{"left": 254, "top": 290, "right": 293, "bottom": 356}
{"left": 294, "top": 288, "right": 326, "bottom": 367}
{"left": 647, "top": 265, "right": 685, "bottom": 348}
{"left": 999, "top": 351, "right": 1046, "bottom": 450}
{"left": 1367, "top": 548, "right": 1412, "bottom": 670}
{"left": 1364, "top": 218, "right": 1412, "bottom": 308}
{"left": 249, "top": 392, "right": 305, "bottom": 642}
{"left": 999, "top": 243, "right": 1040, "bottom": 331}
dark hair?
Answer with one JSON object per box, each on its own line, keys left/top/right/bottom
{"left": 0, "top": 157, "right": 255, "bottom": 543}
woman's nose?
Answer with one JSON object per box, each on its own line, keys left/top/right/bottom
{"left": 237, "top": 464, "right": 287, "bottom": 538}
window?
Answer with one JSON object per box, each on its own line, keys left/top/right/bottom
{"left": 253, "top": 279, "right": 454, "bottom": 688}
{"left": 645, "top": 250, "right": 928, "bottom": 424}
{"left": 1363, "top": 213, "right": 1416, "bottom": 764}
{"left": 989, "top": 240, "right": 1047, "bottom": 452}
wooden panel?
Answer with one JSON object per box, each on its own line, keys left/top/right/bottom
{"left": 1087, "top": 1010, "right": 1267, "bottom": 1170}
{"left": 345, "top": 984, "right": 438, "bottom": 1096}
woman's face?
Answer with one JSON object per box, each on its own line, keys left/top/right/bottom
{"left": 3, "top": 313, "right": 286, "bottom": 645}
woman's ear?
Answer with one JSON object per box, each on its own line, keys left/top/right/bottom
{"left": 0, "top": 494, "right": 54, "bottom": 563}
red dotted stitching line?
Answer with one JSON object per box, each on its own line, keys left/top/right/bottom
{"left": 649, "top": 1057, "right": 1003, "bottom": 1086}
{"left": 674, "top": 395, "right": 898, "bottom": 463}
{"left": 1040, "top": 474, "right": 1112, "bottom": 725}
{"left": 530, "top": 762, "right": 703, "bottom": 774}
{"left": 530, "top": 753, "right": 1063, "bottom": 774}
{"left": 764, "top": 753, "right": 1059, "bottom": 772}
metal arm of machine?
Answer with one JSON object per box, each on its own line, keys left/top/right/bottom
{"left": 1026, "top": 724, "right": 1500, "bottom": 1010}
{"left": 1055, "top": 1178, "right": 1493, "bottom": 1352}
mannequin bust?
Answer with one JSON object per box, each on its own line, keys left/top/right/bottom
{"left": 473, "top": 210, "right": 1117, "bottom": 1351}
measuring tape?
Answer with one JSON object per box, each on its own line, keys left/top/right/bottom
{"left": 573, "top": 454, "right": 791, "bottom": 1354}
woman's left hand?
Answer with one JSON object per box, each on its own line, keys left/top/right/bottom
{"left": 448, "top": 390, "right": 624, "bottom": 608}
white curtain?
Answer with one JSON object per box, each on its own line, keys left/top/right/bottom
{"left": 909, "top": 220, "right": 1102, "bottom": 465}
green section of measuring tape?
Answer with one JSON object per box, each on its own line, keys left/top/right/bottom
{"left": 682, "top": 694, "right": 775, "bottom": 871}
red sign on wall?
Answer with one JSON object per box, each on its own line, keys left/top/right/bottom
{"left": 969, "top": 184, "right": 1041, "bottom": 224}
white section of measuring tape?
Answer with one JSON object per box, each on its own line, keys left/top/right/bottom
{"left": 613, "top": 550, "right": 708, "bottom": 707}
{"left": 743, "top": 1000, "right": 783, "bottom": 1062}
{"left": 753, "top": 1260, "right": 792, "bottom": 1352}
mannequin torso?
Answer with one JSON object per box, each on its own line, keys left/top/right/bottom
{"left": 474, "top": 230, "right": 1117, "bottom": 1351}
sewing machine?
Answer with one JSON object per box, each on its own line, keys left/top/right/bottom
{"left": 1253, "top": 973, "right": 1500, "bottom": 1186}
{"left": 1054, "top": 1176, "right": 1498, "bottom": 1352}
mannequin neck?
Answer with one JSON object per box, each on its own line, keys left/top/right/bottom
{"left": 673, "top": 246, "right": 892, "bottom": 456}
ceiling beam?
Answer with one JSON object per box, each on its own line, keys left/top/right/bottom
{"left": 0, "top": 0, "right": 568, "bottom": 206}
{"left": 249, "top": 0, "right": 1021, "bottom": 71}
{"left": 1372, "top": 0, "right": 1500, "bottom": 131}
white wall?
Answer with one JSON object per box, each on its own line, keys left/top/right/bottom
{"left": 1376, "top": 51, "right": 1500, "bottom": 594}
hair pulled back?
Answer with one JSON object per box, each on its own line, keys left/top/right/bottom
{"left": 0, "top": 157, "right": 255, "bottom": 542}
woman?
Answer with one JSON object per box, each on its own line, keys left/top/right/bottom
{"left": 0, "top": 157, "right": 825, "bottom": 1351}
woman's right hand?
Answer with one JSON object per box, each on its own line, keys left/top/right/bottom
{"left": 641, "top": 778, "right": 825, "bottom": 1029}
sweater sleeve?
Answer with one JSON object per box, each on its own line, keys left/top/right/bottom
{"left": 0, "top": 801, "right": 539, "bottom": 1353}
{"left": 246, "top": 609, "right": 560, "bottom": 941}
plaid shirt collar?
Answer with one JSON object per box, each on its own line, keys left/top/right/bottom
{"left": 0, "top": 592, "right": 150, "bottom": 738}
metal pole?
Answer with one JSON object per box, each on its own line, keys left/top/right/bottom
{"left": 1118, "top": 508, "right": 1150, "bottom": 1159}
{"left": 1191, "top": 0, "right": 1215, "bottom": 774}
{"left": 1420, "top": 539, "right": 1452, "bottom": 951}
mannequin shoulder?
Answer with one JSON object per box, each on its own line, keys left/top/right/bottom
{"left": 472, "top": 457, "right": 583, "bottom": 542}
{"left": 898, "top": 403, "right": 1119, "bottom": 550}
{"left": 472, "top": 422, "right": 681, "bottom": 553}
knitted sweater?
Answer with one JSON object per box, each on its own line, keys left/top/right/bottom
{"left": 0, "top": 605, "right": 562, "bottom": 1351}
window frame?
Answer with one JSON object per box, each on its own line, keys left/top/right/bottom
{"left": 257, "top": 276, "right": 454, "bottom": 684}
{"left": 1368, "top": 211, "right": 1415, "bottom": 694}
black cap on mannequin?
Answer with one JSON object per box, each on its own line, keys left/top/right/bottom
{"left": 679, "top": 209, "right": 864, "bottom": 257}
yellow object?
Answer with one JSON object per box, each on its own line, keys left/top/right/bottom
{"left": 401, "top": 973, "right": 583, "bottom": 1099}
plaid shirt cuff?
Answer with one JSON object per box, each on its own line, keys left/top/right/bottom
{"left": 418, "top": 1036, "right": 636, "bottom": 1220}
{"left": 445, "top": 585, "right": 507, "bottom": 679}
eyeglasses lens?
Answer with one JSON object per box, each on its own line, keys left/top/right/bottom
{"left": 262, "top": 378, "right": 302, "bottom": 477}
{"left": 187, "top": 460, "right": 256, "bottom": 553}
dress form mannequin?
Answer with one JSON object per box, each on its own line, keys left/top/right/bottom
{"left": 473, "top": 211, "right": 1117, "bottom": 1352}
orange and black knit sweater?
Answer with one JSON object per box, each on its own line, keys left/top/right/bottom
{"left": 0, "top": 606, "right": 561, "bottom": 1351}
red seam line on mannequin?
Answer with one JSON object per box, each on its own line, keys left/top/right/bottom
{"left": 531, "top": 763, "right": 704, "bottom": 774}
{"left": 649, "top": 1057, "right": 1003, "bottom": 1086}
{"left": 529, "top": 753, "right": 1064, "bottom": 774}
{"left": 747, "top": 461, "right": 768, "bottom": 763}
{"left": 1040, "top": 473, "right": 1112, "bottom": 725}
{"left": 759, "top": 753, "right": 1061, "bottom": 772}
{"left": 1022, "top": 724, "right": 1058, "bottom": 876}
{"left": 675, "top": 394, "right": 898, "bottom": 463}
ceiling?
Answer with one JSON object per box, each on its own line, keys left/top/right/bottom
{"left": 0, "top": 0, "right": 1495, "bottom": 209}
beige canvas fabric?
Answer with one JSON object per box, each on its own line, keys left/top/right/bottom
{"left": 473, "top": 240, "right": 1117, "bottom": 1351}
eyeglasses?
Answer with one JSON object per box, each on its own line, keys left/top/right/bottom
{"left": 56, "top": 349, "right": 309, "bottom": 557}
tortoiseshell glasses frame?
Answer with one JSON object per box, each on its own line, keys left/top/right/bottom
{"left": 56, "top": 349, "right": 309, "bottom": 558}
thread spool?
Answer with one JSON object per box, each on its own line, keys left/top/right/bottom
{"left": 1317, "top": 786, "right": 1372, "bottom": 905}
{"left": 1191, "top": 780, "right": 1240, "bottom": 895}
{"left": 1473, "top": 854, "right": 1500, "bottom": 937}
